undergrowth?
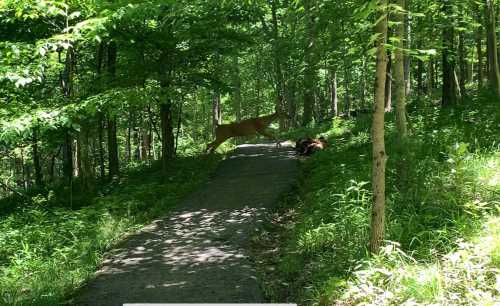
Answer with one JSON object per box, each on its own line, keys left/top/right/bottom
{"left": 256, "top": 93, "right": 500, "bottom": 305}
{"left": 0, "top": 154, "right": 222, "bottom": 306}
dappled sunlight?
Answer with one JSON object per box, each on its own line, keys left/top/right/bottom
{"left": 72, "top": 143, "right": 298, "bottom": 305}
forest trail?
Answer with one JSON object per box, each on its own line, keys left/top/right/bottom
{"left": 72, "top": 143, "right": 298, "bottom": 305}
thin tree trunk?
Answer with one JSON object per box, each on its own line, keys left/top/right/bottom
{"left": 361, "top": 56, "right": 367, "bottom": 107}
{"left": 270, "top": 0, "right": 286, "bottom": 129}
{"left": 125, "top": 111, "right": 132, "bottom": 162}
{"left": 107, "top": 117, "right": 119, "bottom": 177}
{"left": 212, "top": 89, "right": 222, "bottom": 137}
{"left": 78, "top": 122, "right": 94, "bottom": 193}
{"left": 385, "top": 51, "right": 392, "bottom": 112}
{"left": 62, "top": 131, "right": 73, "bottom": 185}
{"left": 160, "top": 100, "right": 174, "bottom": 172}
{"left": 233, "top": 56, "right": 242, "bottom": 122}
{"left": 370, "top": 0, "right": 388, "bottom": 255}
{"left": 175, "top": 102, "right": 183, "bottom": 155}
{"left": 73, "top": 139, "right": 80, "bottom": 177}
{"left": 302, "top": 0, "right": 317, "bottom": 126}
{"left": 458, "top": 31, "right": 467, "bottom": 97}
{"left": 442, "top": 0, "right": 456, "bottom": 106}
{"left": 107, "top": 41, "right": 119, "bottom": 177}
{"left": 330, "top": 69, "right": 339, "bottom": 117}
{"left": 60, "top": 45, "right": 75, "bottom": 185}
{"left": 476, "top": 14, "right": 484, "bottom": 88}
{"left": 97, "top": 112, "right": 105, "bottom": 179}
{"left": 394, "top": 0, "right": 409, "bottom": 187}
{"left": 404, "top": 0, "right": 411, "bottom": 95}
{"left": 32, "top": 126, "right": 43, "bottom": 188}
{"left": 485, "top": 0, "right": 500, "bottom": 95}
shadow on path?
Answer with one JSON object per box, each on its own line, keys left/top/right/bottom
{"left": 72, "top": 143, "right": 298, "bottom": 305}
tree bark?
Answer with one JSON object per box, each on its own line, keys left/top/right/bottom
{"left": 343, "top": 56, "right": 352, "bottom": 116}
{"left": 160, "top": 100, "right": 175, "bottom": 172}
{"left": 476, "top": 20, "right": 484, "bottom": 88}
{"left": 485, "top": 0, "right": 500, "bottom": 95}
{"left": 107, "top": 41, "right": 119, "bottom": 177}
{"left": 302, "top": 0, "right": 317, "bottom": 126}
{"left": 60, "top": 46, "right": 75, "bottom": 184}
{"left": 442, "top": 0, "right": 456, "bottom": 107}
{"left": 107, "top": 117, "right": 119, "bottom": 177}
{"left": 394, "top": 0, "right": 409, "bottom": 187}
{"left": 330, "top": 69, "right": 339, "bottom": 117}
{"left": 270, "top": 0, "right": 286, "bottom": 129}
{"left": 385, "top": 51, "right": 392, "bottom": 112}
{"left": 232, "top": 56, "right": 242, "bottom": 122}
{"left": 370, "top": 0, "right": 388, "bottom": 255}
{"left": 212, "top": 88, "right": 222, "bottom": 137}
{"left": 62, "top": 130, "right": 73, "bottom": 185}
{"left": 97, "top": 112, "right": 106, "bottom": 179}
{"left": 32, "top": 126, "right": 43, "bottom": 188}
{"left": 458, "top": 31, "right": 467, "bottom": 97}
{"left": 78, "top": 122, "right": 95, "bottom": 193}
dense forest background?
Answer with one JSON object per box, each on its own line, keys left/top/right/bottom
{"left": 0, "top": 0, "right": 499, "bottom": 305}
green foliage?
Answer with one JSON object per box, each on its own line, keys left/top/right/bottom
{"left": 257, "top": 94, "right": 500, "bottom": 305}
{"left": 0, "top": 155, "right": 221, "bottom": 305}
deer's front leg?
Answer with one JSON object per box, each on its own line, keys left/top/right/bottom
{"left": 257, "top": 129, "right": 280, "bottom": 147}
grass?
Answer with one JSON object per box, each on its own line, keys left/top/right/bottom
{"left": 255, "top": 92, "right": 500, "bottom": 305}
{"left": 0, "top": 154, "right": 222, "bottom": 306}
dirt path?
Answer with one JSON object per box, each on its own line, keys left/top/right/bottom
{"left": 72, "top": 143, "right": 298, "bottom": 305}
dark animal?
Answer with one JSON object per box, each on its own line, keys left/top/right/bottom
{"left": 295, "top": 137, "right": 327, "bottom": 156}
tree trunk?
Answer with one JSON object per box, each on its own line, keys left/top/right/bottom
{"left": 370, "top": 0, "right": 388, "bottom": 255}
{"left": 97, "top": 112, "right": 106, "bottom": 179}
{"left": 442, "top": 0, "right": 456, "bottom": 107}
{"left": 330, "top": 69, "right": 339, "bottom": 117}
{"left": 78, "top": 122, "right": 94, "bottom": 193}
{"left": 394, "top": 0, "right": 409, "bottom": 187}
{"left": 428, "top": 59, "right": 435, "bottom": 94}
{"left": 62, "top": 130, "right": 73, "bottom": 185}
{"left": 458, "top": 31, "right": 467, "bottom": 97}
{"left": 32, "top": 126, "right": 43, "bottom": 188}
{"left": 160, "top": 100, "right": 175, "bottom": 172}
{"left": 232, "top": 56, "right": 242, "bottom": 122}
{"left": 107, "top": 117, "right": 119, "bottom": 177}
{"left": 174, "top": 101, "right": 183, "bottom": 155}
{"left": 485, "top": 0, "right": 500, "bottom": 95}
{"left": 360, "top": 56, "right": 368, "bottom": 107}
{"left": 302, "top": 0, "right": 317, "bottom": 126}
{"left": 125, "top": 112, "right": 132, "bottom": 162}
{"left": 343, "top": 56, "right": 352, "bottom": 116}
{"left": 404, "top": 0, "right": 411, "bottom": 95}
{"left": 60, "top": 45, "right": 75, "bottom": 184}
{"left": 385, "top": 51, "right": 392, "bottom": 112}
{"left": 107, "top": 41, "right": 119, "bottom": 177}
{"left": 476, "top": 21, "right": 484, "bottom": 88}
{"left": 212, "top": 89, "right": 222, "bottom": 137}
{"left": 270, "top": 0, "right": 286, "bottom": 129}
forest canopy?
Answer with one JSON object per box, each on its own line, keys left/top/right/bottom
{"left": 0, "top": 0, "right": 499, "bottom": 305}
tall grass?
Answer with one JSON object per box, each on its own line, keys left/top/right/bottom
{"left": 256, "top": 93, "right": 500, "bottom": 305}
{"left": 0, "top": 155, "right": 221, "bottom": 305}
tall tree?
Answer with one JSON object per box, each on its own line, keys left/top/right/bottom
{"left": 442, "top": 0, "right": 456, "bottom": 106}
{"left": 394, "top": 0, "right": 409, "bottom": 185}
{"left": 302, "top": 0, "right": 318, "bottom": 126}
{"left": 485, "top": 0, "right": 500, "bottom": 95}
{"left": 107, "top": 41, "right": 120, "bottom": 177}
{"left": 370, "top": 0, "right": 389, "bottom": 254}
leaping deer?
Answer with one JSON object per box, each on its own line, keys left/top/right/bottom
{"left": 206, "top": 108, "right": 285, "bottom": 153}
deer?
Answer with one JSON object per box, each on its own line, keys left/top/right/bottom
{"left": 206, "top": 107, "right": 286, "bottom": 153}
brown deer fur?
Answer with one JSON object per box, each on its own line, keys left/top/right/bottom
{"left": 206, "top": 111, "right": 281, "bottom": 153}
